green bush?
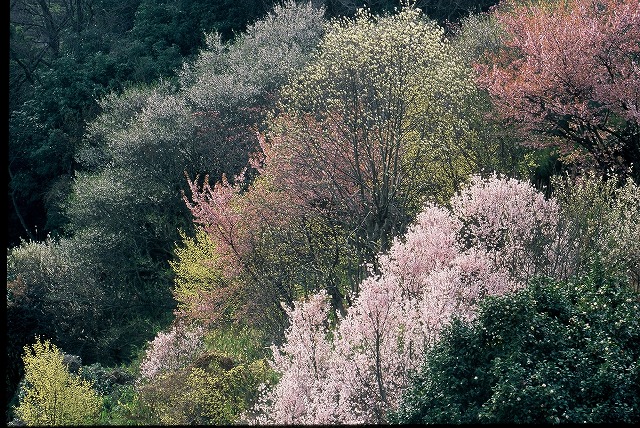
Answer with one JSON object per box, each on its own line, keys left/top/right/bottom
{"left": 136, "top": 351, "right": 274, "bottom": 424}
{"left": 391, "top": 267, "right": 640, "bottom": 424}
{"left": 13, "top": 338, "right": 103, "bottom": 426}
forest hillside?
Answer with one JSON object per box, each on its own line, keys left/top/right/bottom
{"left": 7, "top": 0, "right": 639, "bottom": 425}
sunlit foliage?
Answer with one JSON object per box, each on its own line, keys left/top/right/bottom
{"left": 185, "top": 4, "right": 506, "bottom": 334}
{"left": 136, "top": 324, "right": 274, "bottom": 425}
{"left": 170, "top": 228, "right": 232, "bottom": 325}
{"left": 552, "top": 172, "right": 640, "bottom": 290}
{"left": 13, "top": 338, "right": 102, "bottom": 426}
{"left": 476, "top": 0, "right": 640, "bottom": 182}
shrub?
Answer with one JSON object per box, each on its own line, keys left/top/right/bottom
{"left": 137, "top": 351, "right": 273, "bottom": 425}
{"left": 391, "top": 267, "right": 640, "bottom": 424}
{"left": 13, "top": 337, "right": 102, "bottom": 426}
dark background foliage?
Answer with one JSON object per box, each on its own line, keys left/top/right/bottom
{"left": 8, "top": 0, "right": 282, "bottom": 247}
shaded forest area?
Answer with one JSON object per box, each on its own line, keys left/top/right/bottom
{"left": 7, "top": 0, "right": 639, "bottom": 425}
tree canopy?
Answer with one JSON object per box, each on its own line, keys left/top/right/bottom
{"left": 6, "top": 0, "right": 640, "bottom": 425}
{"left": 476, "top": 0, "right": 640, "bottom": 182}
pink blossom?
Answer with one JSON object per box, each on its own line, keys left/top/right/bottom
{"left": 256, "top": 174, "right": 566, "bottom": 424}
{"left": 139, "top": 323, "right": 204, "bottom": 381}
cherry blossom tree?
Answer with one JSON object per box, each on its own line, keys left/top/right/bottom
{"left": 451, "top": 173, "right": 563, "bottom": 282}
{"left": 251, "top": 291, "right": 333, "bottom": 424}
{"left": 253, "top": 174, "right": 567, "bottom": 424}
{"left": 475, "top": 0, "right": 640, "bottom": 182}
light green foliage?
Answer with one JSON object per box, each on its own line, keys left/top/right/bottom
{"left": 233, "top": 205, "right": 356, "bottom": 320}
{"left": 137, "top": 351, "right": 273, "bottom": 425}
{"left": 204, "top": 324, "right": 271, "bottom": 363}
{"left": 134, "top": 323, "right": 275, "bottom": 425}
{"left": 170, "top": 228, "right": 225, "bottom": 315}
{"left": 14, "top": 338, "right": 102, "bottom": 426}
{"left": 183, "top": 359, "right": 273, "bottom": 424}
{"left": 95, "top": 383, "right": 152, "bottom": 426}
{"left": 552, "top": 173, "right": 640, "bottom": 291}
{"left": 282, "top": 6, "right": 492, "bottom": 209}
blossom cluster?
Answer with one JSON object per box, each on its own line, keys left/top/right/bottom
{"left": 254, "top": 174, "right": 566, "bottom": 424}
{"left": 139, "top": 324, "right": 205, "bottom": 381}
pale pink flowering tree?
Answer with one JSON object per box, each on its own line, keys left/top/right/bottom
{"left": 451, "top": 173, "right": 563, "bottom": 283}
{"left": 252, "top": 291, "right": 333, "bottom": 424}
{"left": 380, "top": 205, "right": 463, "bottom": 297}
{"left": 255, "top": 174, "right": 566, "bottom": 424}
{"left": 139, "top": 323, "right": 205, "bottom": 381}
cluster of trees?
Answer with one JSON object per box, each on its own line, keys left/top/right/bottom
{"left": 255, "top": 172, "right": 639, "bottom": 424}
{"left": 6, "top": 0, "right": 639, "bottom": 425}
{"left": 7, "top": 0, "right": 327, "bottom": 413}
{"left": 9, "top": 0, "right": 288, "bottom": 247}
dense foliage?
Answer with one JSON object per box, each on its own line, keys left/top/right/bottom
{"left": 6, "top": 0, "right": 639, "bottom": 425}
{"left": 7, "top": 0, "right": 325, "bottom": 415}
{"left": 390, "top": 269, "right": 640, "bottom": 424}
{"left": 476, "top": 0, "right": 640, "bottom": 182}
{"left": 133, "top": 323, "right": 274, "bottom": 425}
{"left": 9, "top": 0, "right": 284, "bottom": 247}
{"left": 184, "top": 4, "right": 526, "bottom": 338}
{"left": 14, "top": 338, "right": 102, "bottom": 426}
